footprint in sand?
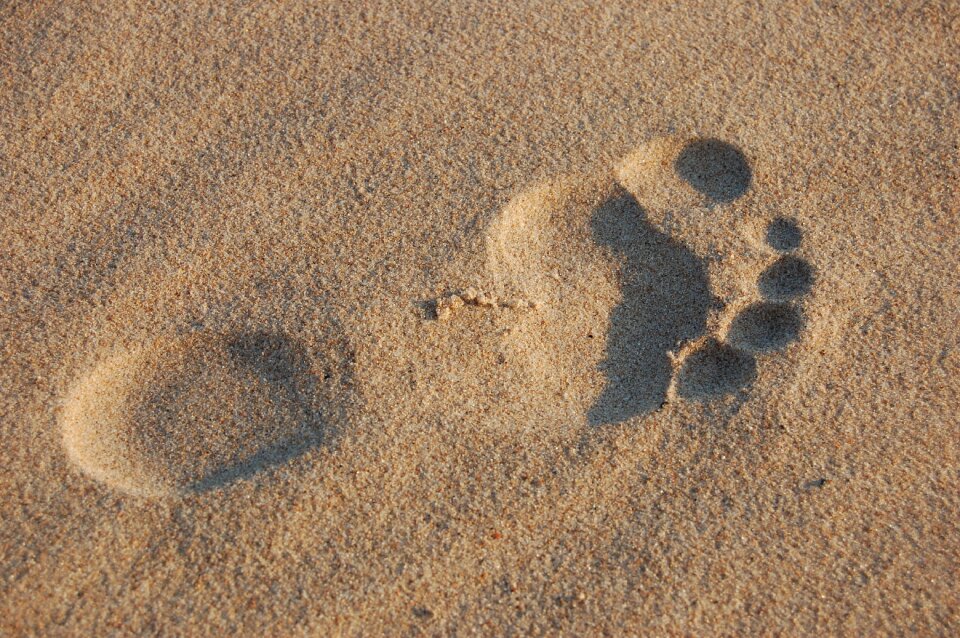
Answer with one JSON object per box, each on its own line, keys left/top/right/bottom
{"left": 60, "top": 328, "right": 351, "bottom": 496}
{"left": 482, "top": 136, "right": 814, "bottom": 424}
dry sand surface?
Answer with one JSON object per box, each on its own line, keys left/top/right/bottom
{"left": 2, "top": 1, "right": 959, "bottom": 635}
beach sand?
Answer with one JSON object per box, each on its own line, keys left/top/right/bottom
{"left": 1, "top": 1, "right": 958, "bottom": 634}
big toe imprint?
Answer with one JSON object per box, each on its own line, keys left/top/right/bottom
{"left": 60, "top": 329, "right": 350, "bottom": 496}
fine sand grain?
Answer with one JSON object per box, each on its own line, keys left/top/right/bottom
{"left": 2, "top": 1, "right": 958, "bottom": 635}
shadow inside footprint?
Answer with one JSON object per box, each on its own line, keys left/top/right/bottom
{"left": 188, "top": 331, "right": 331, "bottom": 492}
{"left": 675, "top": 339, "right": 757, "bottom": 400}
{"left": 587, "top": 188, "right": 712, "bottom": 425}
{"left": 726, "top": 302, "right": 803, "bottom": 353}
{"left": 758, "top": 255, "right": 814, "bottom": 302}
{"left": 674, "top": 139, "right": 752, "bottom": 203}
{"left": 227, "top": 331, "right": 312, "bottom": 387}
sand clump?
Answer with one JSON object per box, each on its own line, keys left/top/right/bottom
{"left": 434, "top": 288, "right": 538, "bottom": 322}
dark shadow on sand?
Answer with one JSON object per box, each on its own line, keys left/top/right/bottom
{"left": 189, "top": 331, "right": 343, "bottom": 493}
{"left": 587, "top": 188, "right": 712, "bottom": 425}
{"left": 675, "top": 139, "right": 752, "bottom": 203}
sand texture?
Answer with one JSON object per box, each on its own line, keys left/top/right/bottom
{"left": 1, "top": 1, "right": 958, "bottom": 635}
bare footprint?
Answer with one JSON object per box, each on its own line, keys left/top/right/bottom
{"left": 60, "top": 328, "right": 351, "bottom": 496}
{"left": 480, "top": 136, "right": 813, "bottom": 423}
